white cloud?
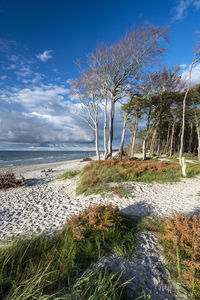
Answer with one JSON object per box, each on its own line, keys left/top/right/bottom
{"left": 15, "top": 66, "right": 32, "bottom": 79}
{"left": 172, "top": 0, "right": 200, "bottom": 21}
{"left": 0, "top": 75, "right": 7, "bottom": 80}
{"left": 0, "top": 83, "right": 126, "bottom": 148}
{"left": 0, "top": 83, "right": 94, "bottom": 144}
{"left": 36, "top": 50, "right": 53, "bottom": 62}
{"left": 181, "top": 62, "right": 200, "bottom": 85}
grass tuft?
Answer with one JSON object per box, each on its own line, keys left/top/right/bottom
{"left": 57, "top": 170, "right": 80, "bottom": 180}
{"left": 0, "top": 204, "right": 137, "bottom": 299}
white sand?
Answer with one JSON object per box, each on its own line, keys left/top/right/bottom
{"left": 0, "top": 158, "right": 200, "bottom": 242}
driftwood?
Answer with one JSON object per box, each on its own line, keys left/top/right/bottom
{"left": 0, "top": 171, "right": 25, "bottom": 190}
{"left": 80, "top": 157, "right": 92, "bottom": 162}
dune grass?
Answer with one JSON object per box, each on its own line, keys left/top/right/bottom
{"left": 76, "top": 159, "right": 200, "bottom": 196}
{"left": 0, "top": 204, "right": 138, "bottom": 299}
{"left": 57, "top": 169, "right": 80, "bottom": 180}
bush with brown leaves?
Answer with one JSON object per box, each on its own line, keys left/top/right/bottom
{"left": 158, "top": 214, "right": 200, "bottom": 298}
{"left": 65, "top": 204, "right": 126, "bottom": 240}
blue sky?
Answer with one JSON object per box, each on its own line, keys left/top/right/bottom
{"left": 0, "top": 0, "right": 200, "bottom": 150}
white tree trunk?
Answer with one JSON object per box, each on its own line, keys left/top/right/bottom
{"left": 195, "top": 113, "right": 200, "bottom": 163}
{"left": 130, "top": 114, "right": 138, "bottom": 158}
{"left": 103, "top": 94, "right": 108, "bottom": 159}
{"left": 179, "top": 61, "right": 195, "bottom": 166}
{"left": 95, "top": 114, "right": 100, "bottom": 160}
{"left": 107, "top": 94, "right": 115, "bottom": 159}
{"left": 119, "top": 115, "right": 128, "bottom": 161}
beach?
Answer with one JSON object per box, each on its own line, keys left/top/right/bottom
{"left": 1, "top": 157, "right": 200, "bottom": 242}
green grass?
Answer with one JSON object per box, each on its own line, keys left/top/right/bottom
{"left": 76, "top": 159, "right": 200, "bottom": 196}
{"left": 0, "top": 206, "right": 138, "bottom": 299}
{"left": 71, "top": 268, "right": 131, "bottom": 300}
{"left": 57, "top": 170, "right": 80, "bottom": 180}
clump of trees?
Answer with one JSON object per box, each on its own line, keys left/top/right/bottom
{"left": 70, "top": 23, "right": 200, "bottom": 163}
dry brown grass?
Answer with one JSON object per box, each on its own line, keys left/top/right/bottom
{"left": 64, "top": 204, "right": 126, "bottom": 240}
{"left": 158, "top": 214, "right": 200, "bottom": 297}
{"left": 0, "top": 170, "right": 25, "bottom": 190}
{"left": 98, "top": 159, "right": 180, "bottom": 174}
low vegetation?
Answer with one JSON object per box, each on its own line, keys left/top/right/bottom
{"left": 2, "top": 200, "right": 200, "bottom": 298}
{"left": 57, "top": 169, "right": 80, "bottom": 180}
{"left": 0, "top": 170, "right": 25, "bottom": 190}
{"left": 76, "top": 159, "right": 200, "bottom": 196}
{"left": 156, "top": 214, "right": 200, "bottom": 299}
{"left": 0, "top": 204, "right": 137, "bottom": 299}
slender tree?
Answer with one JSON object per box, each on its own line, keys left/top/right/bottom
{"left": 71, "top": 70, "right": 102, "bottom": 160}
{"left": 179, "top": 42, "right": 200, "bottom": 165}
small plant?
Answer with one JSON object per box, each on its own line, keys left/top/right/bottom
{"left": 0, "top": 170, "right": 25, "bottom": 190}
{"left": 57, "top": 170, "right": 80, "bottom": 180}
{"left": 64, "top": 204, "right": 127, "bottom": 240}
{"left": 157, "top": 214, "right": 200, "bottom": 299}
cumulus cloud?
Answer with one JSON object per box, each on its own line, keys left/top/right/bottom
{"left": 0, "top": 83, "right": 126, "bottom": 149}
{"left": 36, "top": 50, "right": 53, "bottom": 62}
{"left": 172, "top": 0, "right": 200, "bottom": 21}
{"left": 0, "top": 84, "right": 94, "bottom": 145}
{"left": 181, "top": 62, "right": 200, "bottom": 85}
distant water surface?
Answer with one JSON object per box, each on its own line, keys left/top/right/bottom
{"left": 0, "top": 150, "right": 96, "bottom": 168}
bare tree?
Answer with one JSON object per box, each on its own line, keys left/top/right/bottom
{"left": 88, "top": 23, "right": 168, "bottom": 159}
{"left": 179, "top": 42, "right": 200, "bottom": 165}
{"left": 71, "top": 70, "right": 102, "bottom": 160}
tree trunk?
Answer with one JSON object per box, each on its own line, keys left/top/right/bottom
{"left": 150, "top": 119, "right": 159, "bottom": 154}
{"left": 107, "top": 94, "right": 115, "bottom": 159}
{"left": 157, "top": 115, "right": 162, "bottom": 157}
{"left": 130, "top": 114, "right": 138, "bottom": 158}
{"left": 188, "top": 122, "right": 193, "bottom": 154}
{"left": 142, "top": 109, "right": 151, "bottom": 160}
{"left": 169, "top": 116, "right": 176, "bottom": 157}
{"left": 129, "top": 121, "right": 135, "bottom": 156}
{"left": 95, "top": 116, "right": 100, "bottom": 160}
{"left": 179, "top": 62, "right": 194, "bottom": 165}
{"left": 165, "top": 123, "right": 171, "bottom": 154}
{"left": 195, "top": 113, "right": 200, "bottom": 163}
{"left": 119, "top": 115, "right": 128, "bottom": 161}
{"left": 103, "top": 93, "right": 108, "bottom": 159}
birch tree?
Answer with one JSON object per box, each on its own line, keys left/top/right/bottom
{"left": 179, "top": 42, "right": 200, "bottom": 165}
{"left": 71, "top": 70, "right": 102, "bottom": 160}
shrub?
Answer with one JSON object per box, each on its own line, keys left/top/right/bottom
{"left": 65, "top": 204, "right": 126, "bottom": 240}
{"left": 158, "top": 214, "right": 200, "bottom": 299}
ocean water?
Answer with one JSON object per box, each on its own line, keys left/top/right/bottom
{"left": 0, "top": 150, "right": 96, "bottom": 168}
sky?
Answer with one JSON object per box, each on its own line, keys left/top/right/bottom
{"left": 0, "top": 0, "right": 200, "bottom": 151}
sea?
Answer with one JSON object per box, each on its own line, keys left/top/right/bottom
{"left": 0, "top": 150, "right": 96, "bottom": 168}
